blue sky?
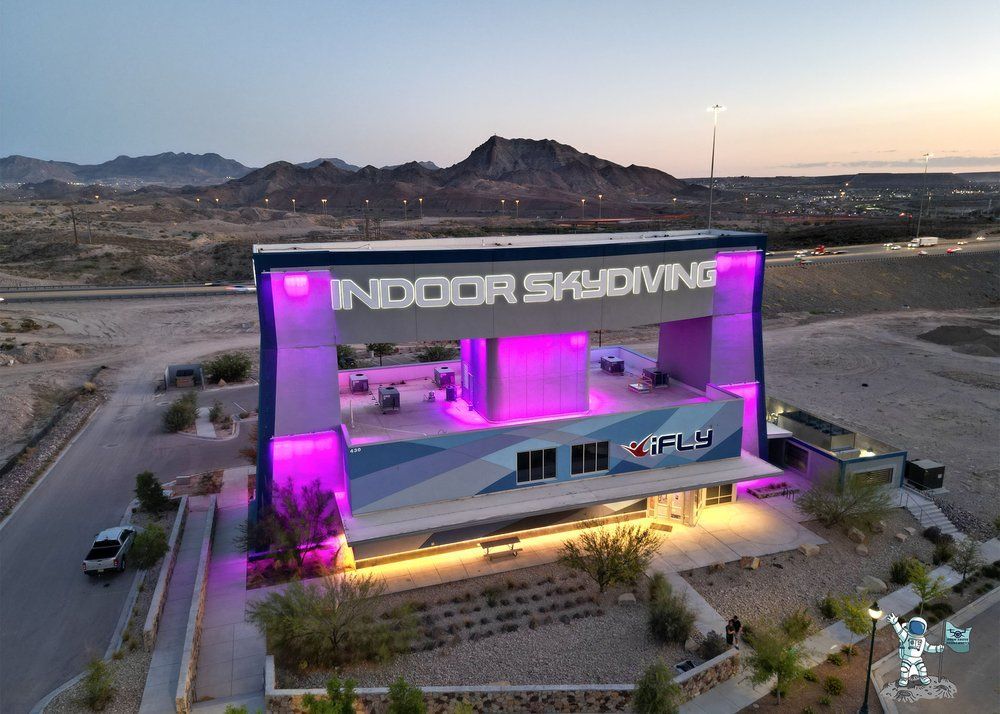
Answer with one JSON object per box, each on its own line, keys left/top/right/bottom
{"left": 2, "top": 0, "right": 998, "bottom": 175}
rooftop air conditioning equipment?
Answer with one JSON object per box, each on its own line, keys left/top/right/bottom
{"left": 600, "top": 356, "right": 625, "bottom": 374}
{"left": 642, "top": 368, "right": 670, "bottom": 388}
{"left": 905, "top": 460, "right": 944, "bottom": 490}
{"left": 434, "top": 366, "right": 455, "bottom": 387}
{"left": 378, "top": 386, "right": 400, "bottom": 414}
{"left": 349, "top": 373, "right": 369, "bottom": 393}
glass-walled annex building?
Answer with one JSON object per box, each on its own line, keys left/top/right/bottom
{"left": 252, "top": 230, "right": 781, "bottom": 567}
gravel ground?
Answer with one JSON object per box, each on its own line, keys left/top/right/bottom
{"left": 281, "top": 564, "right": 691, "bottom": 689}
{"left": 681, "top": 509, "right": 935, "bottom": 627}
{"left": 0, "top": 390, "right": 102, "bottom": 518}
{"left": 46, "top": 505, "right": 179, "bottom": 713}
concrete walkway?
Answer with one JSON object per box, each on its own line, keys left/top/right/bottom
{"left": 194, "top": 408, "right": 216, "bottom": 438}
{"left": 680, "top": 552, "right": 988, "bottom": 714}
{"left": 191, "top": 466, "right": 265, "bottom": 712}
{"left": 138, "top": 497, "right": 213, "bottom": 714}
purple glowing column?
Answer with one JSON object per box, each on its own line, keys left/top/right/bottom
{"left": 270, "top": 429, "right": 351, "bottom": 518}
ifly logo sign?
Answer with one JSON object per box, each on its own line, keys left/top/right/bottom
{"left": 621, "top": 429, "right": 714, "bottom": 458}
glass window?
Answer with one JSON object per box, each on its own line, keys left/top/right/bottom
{"left": 571, "top": 441, "right": 610, "bottom": 475}
{"left": 516, "top": 448, "right": 557, "bottom": 484}
{"left": 704, "top": 483, "right": 735, "bottom": 506}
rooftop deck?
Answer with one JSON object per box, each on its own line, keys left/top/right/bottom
{"left": 341, "top": 351, "right": 712, "bottom": 446}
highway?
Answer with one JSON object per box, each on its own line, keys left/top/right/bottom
{"left": 0, "top": 366, "right": 258, "bottom": 712}
{"left": 1, "top": 237, "right": 998, "bottom": 305}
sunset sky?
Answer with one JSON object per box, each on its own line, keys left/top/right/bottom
{"left": 2, "top": 0, "right": 998, "bottom": 176}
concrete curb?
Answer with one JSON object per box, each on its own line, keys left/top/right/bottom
{"left": 143, "top": 496, "right": 190, "bottom": 649}
{"left": 175, "top": 495, "right": 217, "bottom": 714}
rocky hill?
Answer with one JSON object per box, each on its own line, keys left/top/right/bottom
{"left": 1, "top": 152, "right": 252, "bottom": 186}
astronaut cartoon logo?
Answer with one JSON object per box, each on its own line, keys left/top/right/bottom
{"left": 888, "top": 612, "right": 943, "bottom": 687}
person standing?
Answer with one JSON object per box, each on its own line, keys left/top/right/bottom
{"left": 729, "top": 615, "right": 743, "bottom": 650}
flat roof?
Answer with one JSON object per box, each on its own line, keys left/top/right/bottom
{"left": 253, "top": 228, "right": 763, "bottom": 255}
{"left": 343, "top": 452, "right": 781, "bottom": 545}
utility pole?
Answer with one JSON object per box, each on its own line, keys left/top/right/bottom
{"left": 707, "top": 104, "right": 726, "bottom": 230}
{"left": 914, "top": 153, "right": 932, "bottom": 239}
{"left": 69, "top": 205, "right": 79, "bottom": 245}
{"left": 598, "top": 193, "right": 603, "bottom": 219}
{"left": 515, "top": 199, "right": 520, "bottom": 219}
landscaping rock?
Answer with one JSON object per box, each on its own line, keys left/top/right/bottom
{"left": 862, "top": 576, "right": 888, "bottom": 593}
{"left": 684, "top": 637, "right": 699, "bottom": 653}
{"left": 617, "top": 593, "right": 637, "bottom": 606}
{"left": 870, "top": 520, "right": 886, "bottom": 534}
{"left": 855, "top": 544, "right": 869, "bottom": 556}
{"left": 798, "top": 543, "right": 820, "bottom": 557}
{"left": 749, "top": 557, "right": 761, "bottom": 570}
{"left": 895, "top": 532, "right": 909, "bottom": 542}
{"left": 740, "top": 556, "right": 761, "bottom": 569}
{"left": 848, "top": 526, "right": 867, "bottom": 544}
{"left": 217, "top": 378, "right": 227, "bottom": 387}
{"left": 904, "top": 526, "right": 917, "bottom": 536}
{"left": 709, "top": 562, "right": 725, "bottom": 573}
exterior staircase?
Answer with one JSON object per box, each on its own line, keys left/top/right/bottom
{"left": 896, "top": 485, "right": 963, "bottom": 539}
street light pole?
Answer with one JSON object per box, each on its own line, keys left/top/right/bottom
{"left": 914, "top": 153, "right": 932, "bottom": 240}
{"left": 418, "top": 197, "right": 423, "bottom": 219}
{"left": 859, "top": 601, "right": 883, "bottom": 714}
{"left": 514, "top": 199, "right": 520, "bottom": 219}
{"left": 707, "top": 104, "right": 726, "bottom": 230}
{"left": 598, "top": 194, "right": 603, "bottom": 219}
{"left": 580, "top": 198, "right": 586, "bottom": 219}
{"left": 321, "top": 198, "right": 328, "bottom": 214}
{"left": 291, "top": 198, "right": 296, "bottom": 213}
{"left": 501, "top": 198, "right": 506, "bottom": 217}
{"left": 403, "top": 199, "right": 408, "bottom": 220}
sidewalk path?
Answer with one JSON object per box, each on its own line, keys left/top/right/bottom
{"left": 681, "top": 557, "right": 971, "bottom": 713}
{"left": 191, "top": 466, "right": 265, "bottom": 711}
{"left": 138, "top": 497, "right": 212, "bottom": 714}
{"left": 194, "top": 408, "right": 215, "bottom": 438}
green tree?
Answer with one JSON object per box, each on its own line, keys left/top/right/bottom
{"left": 337, "top": 344, "right": 358, "bottom": 369}
{"left": 744, "top": 624, "right": 807, "bottom": 706}
{"left": 302, "top": 676, "right": 357, "bottom": 714}
{"left": 366, "top": 342, "right": 397, "bottom": 366}
{"left": 558, "top": 523, "right": 661, "bottom": 593}
{"left": 209, "top": 399, "right": 225, "bottom": 423}
{"left": 387, "top": 677, "right": 426, "bottom": 714}
{"left": 131, "top": 524, "right": 169, "bottom": 569}
{"left": 163, "top": 391, "right": 198, "bottom": 432}
{"left": 832, "top": 593, "right": 873, "bottom": 638}
{"left": 247, "top": 573, "right": 416, "bottom": 668}
{"left": 633, "top": 660, "right": 682, "bottom": 714}
{"left": 135, "top": 471, "right": 170, "bottom": 514}
{"left": 796, "top": 473, "right": 892, "bottom": 529}
{"left": 205, "top": 352, "right": 252, "bottom": 383}
{"left": 952, "top": 538, "right": 982, "bottom": 582}
{"left": 263, "top": 479, "right": 340, "bottom": 571}
{"left": 780, "top": 608, "right": 815, "bottom": 643}
{"left": 910, "top": 565, "right": 948, "bottom": 615}
{"left": 416, "top": 342, "right": 458, "bottom": 362}
{"left": 81, "top": 657, "right": 113, "bottom": 710}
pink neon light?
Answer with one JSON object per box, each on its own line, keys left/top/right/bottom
{"left": 270, "top": 429, "right": 350, "bottom": 517}
{"left": 715, "top": 380, "right": 761, "bottom": 456}
{"left": 282, "top": 272, "right": 310, "bottom": 298}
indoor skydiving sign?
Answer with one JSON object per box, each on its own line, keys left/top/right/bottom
{"left": 323, "top": 248, "right": 723, "bottom": 341}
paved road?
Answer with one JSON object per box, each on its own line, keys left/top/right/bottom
{"left": 765, "top": 235, "right": 1000, "bottom": 266}
{"left": 0, "top": 371, "right": 258, "bottom": 713}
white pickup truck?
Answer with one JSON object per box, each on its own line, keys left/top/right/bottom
{"left": 83, "top": 526, "right": 136, "bottom": 575}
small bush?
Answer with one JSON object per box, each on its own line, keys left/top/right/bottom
{"left": 387, "top": 677, "right": 426, "bottom": 714}
{"left": 452, "top": 703, "right": 474, "bottom": 714}
{"left": 209, "top": 400, "right": 225, "bottom": 423}
{"left": 818, "top": 695, "right": 832, "bottom": 706}
{"left": 415, "top": 342, "right": 459, "bottom": 362}
{"left": 483, "top": 587, "right": 501, "bottom": 607}
{"left": 817, "top": 595, "right": 837, "bottom": 619}
{"left": 698, "top": 630, "right": 729, "bottom": 660}
{"left": 781, "top": 608, "right": 815, "bottom": 643}
{"left": 933, "top": 541, "right": 955, "bottom": 565}
{"left": 205, "top": 352, "right": 252, "bottom": 383}
{"left": 923, "top": 525, "right": 942, "bottom": 543}
{"left": 826, "top": 652, "right": 844, "bottom": 666}
{"left": 927, "top": 601, "right": 954, "bottom": 618}
{"left": 81, "top": 658, "right": 113, "bottom": 710}
{"left": 633, "top": 660, "right": 682, "bottom": 714}
{"left": 302, "top": 676, "right": 356, "bottom": 714}
{"left": 890, "top": 556, "right": 923, "bottom": 585}
{"left": 803, "top": 670, "right": 818, "bottom": 683}
{"left": 135, "top": 471, "right": 170, "bottom": 513}
{"left": 823, "top": 676, "right": 844, "bottom": 696}
{"left": 164, "top": 392, "right": 198, "bottom": 432}
{"left": 648, "top": 578, "right": 695, "bottom": 645}
{"left": 131, "top": 525, "right": 169, "bottom": 569}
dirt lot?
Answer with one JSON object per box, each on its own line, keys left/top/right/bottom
{"left": 764, "top": 308, "right": 1000, "bottom": 532}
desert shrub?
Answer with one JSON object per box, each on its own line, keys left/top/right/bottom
{"left": 164, "top": 391, "right": 198, "bottom": 432}
{"left": 823, "top": 676, "right": 844, "bottom": 696}
{"left": 205, "top": 352, "right": 252, "bottom": 383}
{"left": 337, "top": 344, "right": 358, "bottom": 369}
{"left": 745, "top": 624, "right": 807, "bottom": 706}
{"left": 832, "top": 593, "right": 875, "bottom": 638}
{"left": 647, "top": 576, "right": 695, "bottom": 645}
{"left": 366, "top": 343, "right": 397, "bottom": 366}
{"left": 698, "top": 630, "right": 729, "bottom": 660}
{"left": 817, "top": 595, "right": 837, "bottom": 619}
{"left": 248, "top": 573, "right": 415, "bottom": 668}
{"left": 135, "top": 471, "right": 170, "bottom": 513}
{"left": 387, "top": 677, "right": 426, "bottom": 714}
{"left": 18, "top": 317, "right": 42, "bottom": 332}
{"left": 796, "top": 473, "right": 891, "bottom": 528}
{"left": 648, "top": 572, "right": 669, "bottom": 602}
{"left": 922, "top": 525, "right": 941, "bottom": 543}
{"left": 802, "top": 708, "right": 815, "bottom": 714}
{"left": 81, "top": 658, "right": 113, "bottom": 710}
{"left": 818, "top": 695, "right": 831, "bottom": 706}
{"left": 302, "top": 676, "right": 357, "bottom": 714}
{"left": 260, "top": 479, "right": 339, "bottom": 571}
{"left": 416, "top": 342, "right": 459, "bottom": 362}
{"left": 802, "top": 670, "right": 818, "bottom": 683}
{"left": 926, "top": 601, "right": 954, "bottom": 618}
{"left": 953, "top": 539, "right": 983, "bottom": 582}
{"left": 452, "top": 703, "right": 474, "bottom": 714}
{"left": 209, "top": 400, "right": 225, "bottom": 423}
{"left": 483, "top": 586, "right": 502, "bottom": 607}
{"left": 633, "top": 660, "right": 682, "bottom": 714}
{"left": 131, "top": 525, "right": 169, "bottom": 569}
{"left": 890, "top": 556, "right": 924, "bottom": 585}
{"left": 558, "top": 523, "right": 661, "bottom": 592}
{"left": 781, "top": 608, "right": 815, "bottom": 643}
{"left": 826, "top": 652, "right": 844, "bottom": 666}
{"left": 933, "top": 540, "right": 955, "bottom": 565}
{"left": 910, "top": 565, "right": 948, "bottom": 614}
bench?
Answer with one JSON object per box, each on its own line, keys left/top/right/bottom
{"left": 480, "top": 536, "right": 523, "bottom": 562}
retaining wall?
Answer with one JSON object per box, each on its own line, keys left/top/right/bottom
{"left": 142, "top": 496, "right": 189, "bottom": 649}
{"left": 174, "top": 495, "right": 216, "bottom": 714}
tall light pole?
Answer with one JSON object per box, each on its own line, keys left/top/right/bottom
{"left": 215, "top": 197, "right": 220, "bottom": 209}
{"left": 321, "top": 198, "right": 328, "bottom": 214}
{"left": 418, "top": 197, "right": 423, "bottom": 219}
{"left": 403, "top": 198, "right": 408, "bottom": 220}
{"left": 914, "top": 153, "right": 932, "bottom": 239}
{"left": 580, "top": 198, "right": 586, "bottom": 219}
{"left": 514, "top": 199, "right": 520, "bottom": 219}
{"left": 501, "top": 198, "right": 506, "bottom": 217}
{"left": 364, "top": 198, "right": 369, "bottom": 215}
{"left": 291, "top": 198, "right": 296, "bottom": 213}
{"left": 707, "top": 104, "right": 726, "bottom": 230}
{"left": 859, "top": 602, "right": 883, "bottom": 714}
{"left": 196, "top": 197, "right": 201, "bottom": 208}
{"left": 264, "top": 197, "right": 269, "bottom": 210}
{"left": 597, "top": 193, "right": 603, "bottom": 219}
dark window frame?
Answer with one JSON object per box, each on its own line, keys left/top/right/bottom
{"left": 571, "top": 441, "right": 610, "bottom": 476}
{"left": 703, "top": 483, "right": 735, "bottom": 506}
{"left": 516, "top": 448, "right": 557, "bottom": 484}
